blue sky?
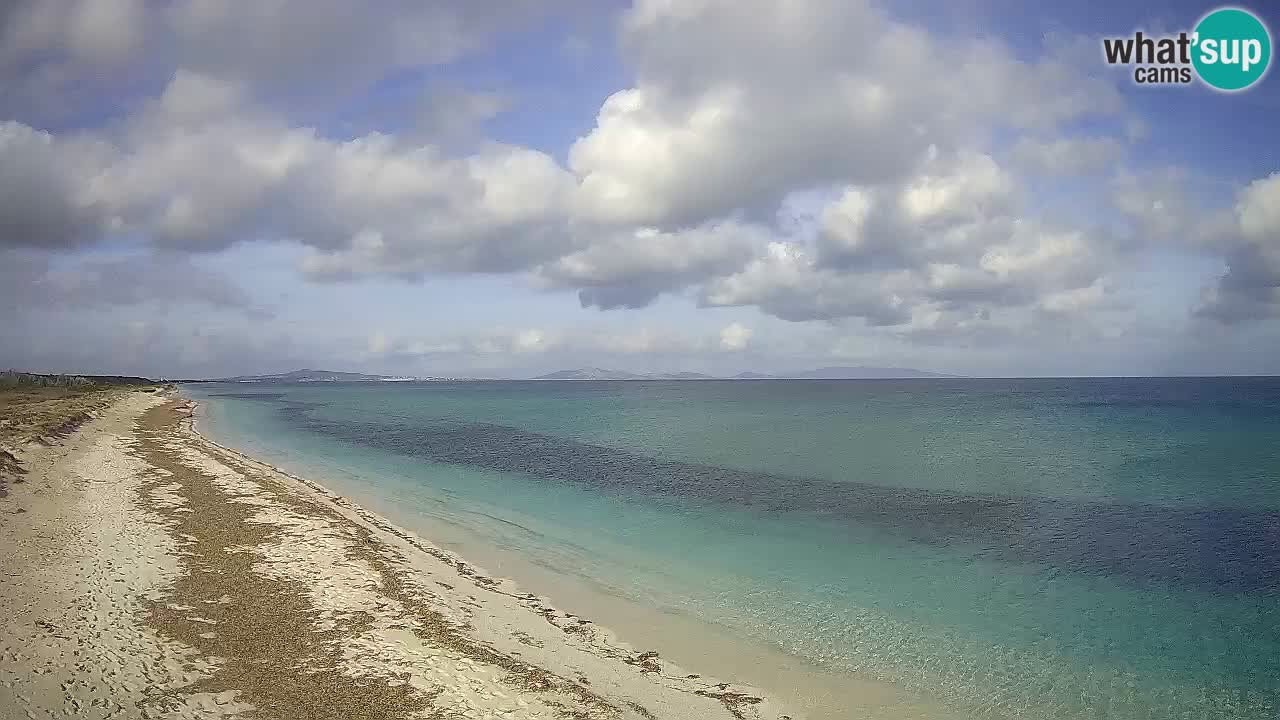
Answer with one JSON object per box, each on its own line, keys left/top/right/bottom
{"left": 2, "top": 0, "right": 1278, "bottom": 378}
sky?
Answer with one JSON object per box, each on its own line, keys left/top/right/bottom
{"left": 2, "top": 0, "right": 1279, "bottom": 379}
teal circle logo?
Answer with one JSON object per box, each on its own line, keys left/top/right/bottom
{"left": 1192, "top": 7, "right": 1271, "bottom": 91}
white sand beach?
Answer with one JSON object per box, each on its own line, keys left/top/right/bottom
{"left": 0, "top": 390, "right": 793, "bottom": 720}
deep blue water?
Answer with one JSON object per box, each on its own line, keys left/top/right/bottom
{"left": 186, "top": 378, "right": 1280, "bottom": 719}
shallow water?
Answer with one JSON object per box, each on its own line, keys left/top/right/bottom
{"left": 185, "top": 378, "right": 1280, "bottom": 719}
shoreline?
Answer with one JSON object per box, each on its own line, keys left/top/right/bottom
{"left": 186, "top": 390, "right": 966, "bottom": 720}
{"left": 0, "top": 390, "right": 793, "bottom": 719}
{"left": 183, "top": 397, "right": 791, "bottom": 712}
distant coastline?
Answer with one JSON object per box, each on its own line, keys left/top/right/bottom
{"left": 532, "top": 366, "right": 961, "bottom": 381}
{"left": 177, "top": 365, "right": 963, "bottom": 383}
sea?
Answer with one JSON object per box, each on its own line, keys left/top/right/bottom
{"left": 183, "top": 378, "right": 1280, "bottom": 719}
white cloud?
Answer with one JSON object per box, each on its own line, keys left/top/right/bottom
{"left": 706, "top": 150, "right": 1109, "bottom": 336}
{"left": 898, "top": 151, "right": 1014, "bottom": 225}
{"left": 703, "top": 241, "right": 914, "bottom": 325}
{"left": 719, "top": 322, "right": 753, "bottom": 351}
{"left": 1195, "top": 174, "right": 1280, "bottom": 323}
{"left": 0, "top": 71, "right": 579, "bottom": 270}
{"left": 535, "top": 221, "right": 767, "bottom": 308}
{"left": 0, "top": 121, "right": 115, "bottom": 249}
{"left": 4, "top": 0, "right": 1280, "bottom": 377}
{"left": 1011, "top": 136, "right": 1123, "bottom": 176}
{"left": 1038, "top": 280, "right": 1109, "bottom": 314}
{"left": 514, "top": 329, "right": 549, "bottom": 353}
{"left": 569, "top": 0, "right": 1122, "bottom": 228}
{"left": 1237, "top": 173, "right": 1280, "bottom": 241}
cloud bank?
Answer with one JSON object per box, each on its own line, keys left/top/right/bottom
{"left": 2, "top": 0, "right": 1278, "bottom": 376}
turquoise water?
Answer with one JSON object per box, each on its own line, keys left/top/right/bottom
{"left": 184, "top": 378, "right": 1280, "bottom": 719}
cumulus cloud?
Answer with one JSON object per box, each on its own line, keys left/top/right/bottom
{"left": 704, "top": 149, "right": 1108, "bottom": 339}
{"left": 0, "top": 0, "right": 1134, "bottom": 313}
{"left": 1238, "top": 173, "right": 1280, "bottom": 241}
{"left": 536, "top": 222, "right": 766, "bottom": 309}
{"left": 704, "top": 241, "right": 914, "bottom": 324}
{"left": 816, "top": 150, "right": 1018, "bottom": 270}
{"left": 1195, "top": 174, "right": 1280, "bottom": 323}
{"left": 2, "top": 71, "right": 579, "bottom": 271}
{"left": 568, "top": 0, "right": 1123, "bottom": 227}
{"left": 719, "top": 322, "right": 753, "bottom": 351}
{"left": 0, "top": 122, "right": 114, "bottom": 249}
{"left": 288, "top": 138, "right": 577, "bottom": 276}
{"left": 4, "top": 0, "right": 1280, "bottom": 377}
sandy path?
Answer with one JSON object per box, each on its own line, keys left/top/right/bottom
{"left": 0, "top": 392, "right": 792, "bottom": 720}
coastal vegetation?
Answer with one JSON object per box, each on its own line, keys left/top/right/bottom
{"left": 0, "top": 371, "right": 160, "bottom": 495}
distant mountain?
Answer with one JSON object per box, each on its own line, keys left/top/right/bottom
{"left": 654, "top": 371, "right": 717, "bottom": 380}
{"left": 533, "top": 368, "right": 722, "bottom": 381}
{"left": 212, "top": 369, "right": 418, "bottom": 383}
{"left": 781, "top": 366, "right": 959, "bottom": 379}
{"left": 533, "top": 368, "right": 648, "bottom": 381}
{"left": 534, "top": 366, "right": 956, "bottom": 380}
